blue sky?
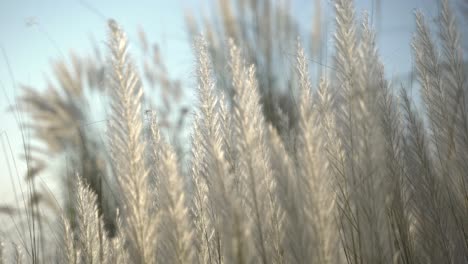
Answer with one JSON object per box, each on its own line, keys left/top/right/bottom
{"left": 0, "top": 0, "right": 445, "bottom": 204}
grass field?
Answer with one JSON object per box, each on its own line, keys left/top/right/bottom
{"left": 1, "top": 0, "right": 468, "bottom": 263}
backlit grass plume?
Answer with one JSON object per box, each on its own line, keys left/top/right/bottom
{"left": 106, "top": 19, "right": 157, "bottom": 264}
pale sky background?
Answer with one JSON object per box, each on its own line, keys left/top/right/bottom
{"left": 0, "top": 0, "right": 457, "bottom": 210}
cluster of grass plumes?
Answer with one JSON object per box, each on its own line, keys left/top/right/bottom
{"left": 2, "top": 0, "right": 468, "bottom": 263}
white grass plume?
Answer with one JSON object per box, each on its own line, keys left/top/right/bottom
{"left": 439, "top": 0, "right": 468, "bottom": 258}
{"left": 400, "top": 87, "right": 452, "bottom": 263}
{"left": 106, "top": 19, "right": 157, "bottom": 264}
{"left": 376, "top": 65, "right": 415, "bottom": 264}
{"left": 228, "top": 39, "right": 284, "bottom": 264}
{"left": 75, "top": 177, "right": 109, "bottom": 264}
{"left": 158, "top": 142, "right": 196, "bottom": 264}
{"left": 190, "top": 37, "right": 238, "bottom": 263}
{"left": 294, "top": 41, "right": 338, "bottom": 263}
